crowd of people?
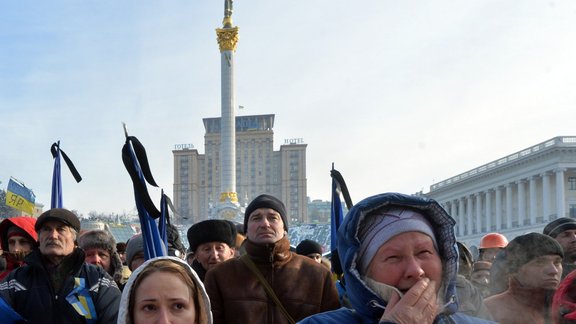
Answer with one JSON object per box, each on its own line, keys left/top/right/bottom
{"left": 1, "top": 192, "right": 576, "bottom": 323}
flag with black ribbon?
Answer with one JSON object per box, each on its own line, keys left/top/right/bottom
{"left": 50, "top": 141, "right": 82, "bottom": 209}
{"left": 330, "top": 164, "right": 353, "bottom": 252}
{"left": 121, "top": 124, "right": 166, "bottom": 259}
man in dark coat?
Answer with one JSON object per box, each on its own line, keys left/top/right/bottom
{"left": 0, "top": 208, "right": 121, "bottom": 323}
{"left": 204, "top": 194, "right": 340, "bottom": 324}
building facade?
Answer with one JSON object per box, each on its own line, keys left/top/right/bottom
{"left": 425, "top": 136, "right": 576, "bottom": 251}
{"left": 173, "top": 114, "right": 308, "bottom": 225}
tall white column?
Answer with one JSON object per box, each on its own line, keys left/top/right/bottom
{"left": 556, "top": 168, "right": 566, "bottom": 218}
{"left": 495, "top": 186, "right": 502, "bottom": 230}
{"left": 517, "top": 179, "right": 526, "bottom": 226}
{"left": 529, "top": 176, "right": 537, "bottom": 225}
{"left": 475, "top": 193, "right": 482, "bottom": 233}
{"left": 459, "top": 197, "right": 466, "bottom": 236}
{"left": 542, "top": 172, "right": 551, "bottom": 222}
{"left": 506, "top": 183, "right": 513, "bottom": 228}
{"left": 215, "top": 13, "right": 240, "bottom": 209}
{"left": 467, "top": 195, "right": 473, "bottom": 235}
{"left": 485, "top": 189, "right": 492, "bottom": 231}
{"left": 450, "top": 200, "right": 458, "bottom": 235}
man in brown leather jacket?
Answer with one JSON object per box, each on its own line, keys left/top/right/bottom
{"left": 204, "top": 194, "right": 340, "bottom": 324}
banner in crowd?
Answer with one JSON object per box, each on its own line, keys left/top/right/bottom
{"left": 6, "top": 178, "right": 36, "bottom": 214}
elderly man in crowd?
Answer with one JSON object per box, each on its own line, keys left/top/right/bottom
{"left": 204, "top": 194, "right": 340, "bottom": 324}
{"left": 78, "top": 229, "right": 125, "bottom": 288}
{"left": 0, "top": 208, "right": 121, "bottom": 323}
{"left": 299, "top": 192, "right": 494, "bottom": 324}
{"left": 186, "top": 219, "right": 237, "bottom": 281}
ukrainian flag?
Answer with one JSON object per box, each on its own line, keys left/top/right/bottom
{"left": 6, "top": 178, "right": 36, "bottom": 215}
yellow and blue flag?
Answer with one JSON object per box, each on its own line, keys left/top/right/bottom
{"left": 6, "top": 178, "right": 36, "bottom": 214}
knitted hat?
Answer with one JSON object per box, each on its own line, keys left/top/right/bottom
{"left": 78, "top": 230, "right": 117, "bottom": 254}
{"left": 126, "top": 234, "right": 144, "bottom": 270}
{"left": 187, "top": 220, "right": 237, "bottom": 253}
{"left": 543, "top": 217, "right": 576, "bottom": 238}
{"left": 35, "top": 208, "right": 81, "bottom": 233}
{"left": 505, "top": 232, "right": 564, "bottom": 273}
{"left": 296, "top": 239, "right": 323, "bottom": 256}
{"left": 357, "top": 206, "right": 438, "bottom": 275}
{"left": 244, "top": 194, "right": 288, "bottom": 233}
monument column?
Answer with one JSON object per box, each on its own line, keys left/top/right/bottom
{"left": 214, "top": 0, "right": 241, "bottom": 220}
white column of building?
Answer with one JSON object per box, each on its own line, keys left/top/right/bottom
{"left": 450, "top": 200, "right": 458, "bottom": 235}
{"left": 556, "top": 168, "right": 566, "bottom": 218}
{"left": 467, "top": 195, "right": 473, "bottom": 235}
{"left": 459, "top": 198, "right": 466, "bottom": 235}
{"left": 529, "top": 176, "right": 537, "bottom": 225}
{"left": 542, "top": 172, "right": 551, "bottom": 222}
{"left": 517, "top": 179, "right": 526, "bottom": 226}
{"left": 495, "top": 186, "right": 502, "bottom": 230}
{"left": 475, "top": 193, "right": 482, "bottom": 233}
{"left": 506, "top": 183, "right": 513, "bottom": 228}
{"left": 485, "top": 189, "right": 492, "bottom": 231}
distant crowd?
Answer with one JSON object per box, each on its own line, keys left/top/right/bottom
{"left": 1, "top": 192, "right": 576, "bottom": 323}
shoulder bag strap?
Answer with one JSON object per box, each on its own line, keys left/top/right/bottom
{"left": 240, "top": 254, "right": 296, "bottom": 324}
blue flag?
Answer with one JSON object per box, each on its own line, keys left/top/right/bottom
{"left": 122, "top": 127, "right": 166, "bottom": 259}
{"left": 330, "top": 165, "right": 353, "bottom": 253}
{"left": 50, "top": 142, "right": 82, "bottom": 209}
{"left": 6, "top": 178, "right": 36, "bottom": 214}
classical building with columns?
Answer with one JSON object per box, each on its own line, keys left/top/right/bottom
{"left": 424, "top": 136, "right": 576, "bottom": 251}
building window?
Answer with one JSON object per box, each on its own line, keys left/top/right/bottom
{"left": 570, "top": 204, "right": 576, "bottom": 218}
{"left": 569, "top": 177, "right": 576, "bottom": 190}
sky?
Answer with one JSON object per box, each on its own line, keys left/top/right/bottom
{"left": 1, "top": 1, "right": 576, "bottom": 217}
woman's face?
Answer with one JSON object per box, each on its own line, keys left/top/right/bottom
{"left": 133, "top": 271, "right": 197, "bottom": 324}
{"left": 366, "top": 232, "right": 442, "bottom": 295}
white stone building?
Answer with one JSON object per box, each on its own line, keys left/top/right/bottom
{"left": 424, "top": 136, "right": 576, "bottom": 251}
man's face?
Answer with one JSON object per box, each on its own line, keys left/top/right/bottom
{"left": 366, "top": 232, "right": 442, "bottom": 295}
{"left": 306, "top": 253, "right": 322, "bottom": 264}
{"left": 246, "top": 208, "right": 285, "bottom": 244}
{"left": 195, "top": 242, "right": 235, "bottom": 271}
{"left": 130, "top": 251, "right": 145, "bottom": 271}
{"left": 515, "top": 254, "right": 562, "bottom": 290}
{"left": 470, "top": 270, "right": 491, "bottom": 288}
{"left": 479, "top": 248, "right": 501, "bottom": 262}
{"left": 38, "top": 220, "right": 76, "bottom": 258}
{"left": 84, "top": 248, "right": 112, "bottom": 272}
{"left": 8, "top": 234, "right": 34, "bottom": 254}
{"left": 554, "top": 229, "right": 576, "bottom": 262}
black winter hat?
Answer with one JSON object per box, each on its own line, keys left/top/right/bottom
{"left": 296, "top": 239, "right": 323, "bottom": 256}
{"left": 543, "top": 217, "right": 576, "bottom": 238}
{"left": 35, "top": 208, "right": 81, "bottom": 233}
{"left": 78, "top": 230, "right": 117, "bottom": 254}
{"left": 244, "top": 194, "right": 288, "bottom": 233}
{"left": 505, "top": 232, "right": 564, "bottom": 273}
{"left": 187, "top": 220, "right": 237, "bottom": 253}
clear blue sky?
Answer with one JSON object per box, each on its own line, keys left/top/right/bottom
{"left": 2, "top": 1, "right": 576, "bottom": 216}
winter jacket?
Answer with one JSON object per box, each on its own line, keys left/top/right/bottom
{"left": 0, "top": 247, "right": 121, "bottom": 324}
{"left": 0, "top": 217, "right": 37, "bottom": 281}
{"left": 299, "top": 192, "right": 495, "bottom": 324}
{"left": 552, "top": 268, "right": 576, "bottom": 324}
{"left": 117, "top": 256, "right": 212, "bottom": 324}
{"left": 484, "top": 276, "right": 554, "bottom": 324}
{"left": 204, "top": 236, "right": 340, "bottom": 324}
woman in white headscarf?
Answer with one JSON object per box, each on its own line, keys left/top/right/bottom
{"left": 117, "top": 256, "right": 212, "bottom": 324}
